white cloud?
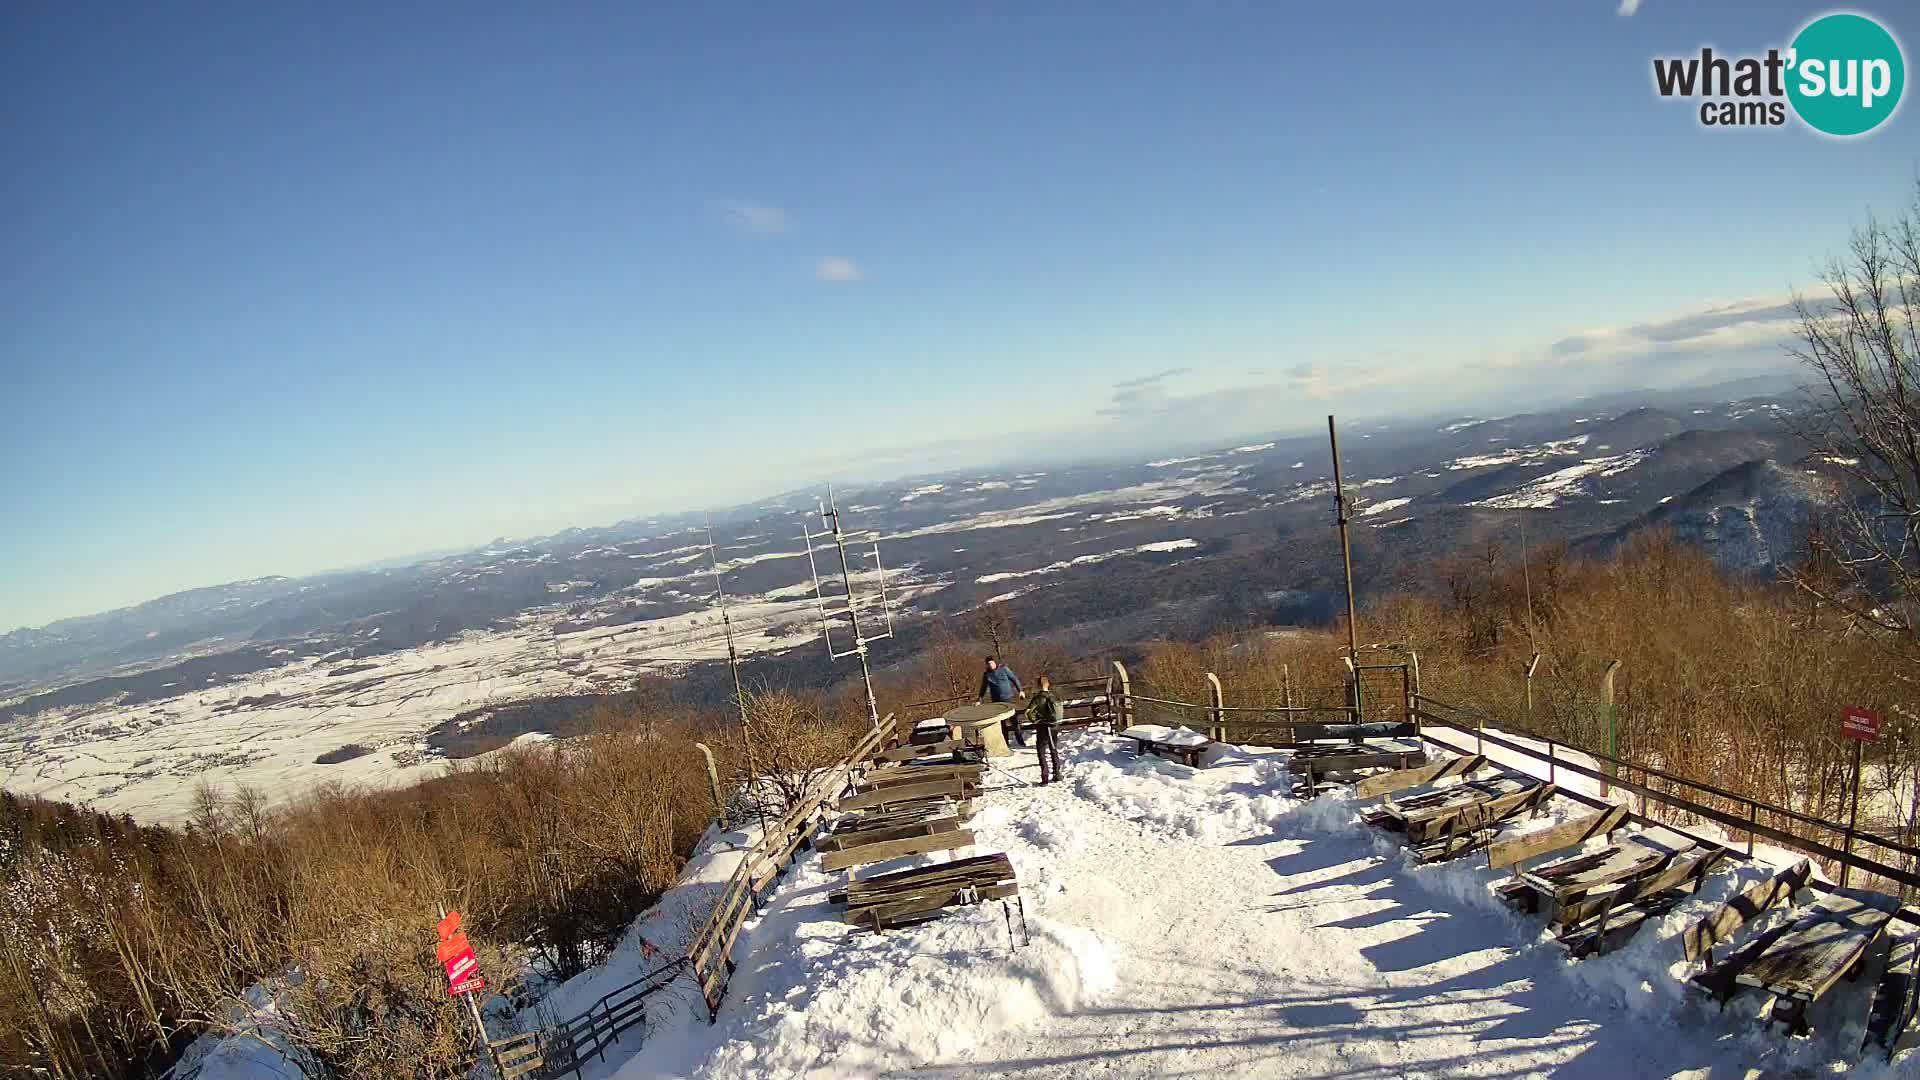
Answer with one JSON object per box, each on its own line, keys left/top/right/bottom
{"left": 718, "top": 200, "right": 787, "bottom": 233}
{"left": 815, "top": 256, "right": 864, "bottom": 282}
{"left": 1617, "top": 0, "right": 1642, "bottom": 15}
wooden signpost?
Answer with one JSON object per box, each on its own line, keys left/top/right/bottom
{"left": 1841, "top": 706, "right": 1881, "bottom": 888}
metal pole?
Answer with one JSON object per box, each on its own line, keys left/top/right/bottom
{"left": 1843, "top": 738, "right": 1864, "bottom": 888}
{"left": 708, "top": 519, "right": 769, "bottom": 834}
{"left": 1328, "top": 416, "right": 1362, "bottom": 671}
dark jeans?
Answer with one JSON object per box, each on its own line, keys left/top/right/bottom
{"left": 1000, "top": 707, "right": 1027, "bottom": 748}
{"left": 1035, "top": 723, "right": 1063, "bottom": 784}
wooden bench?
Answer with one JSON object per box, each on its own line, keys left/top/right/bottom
{"left": 820, "top": 828, "right": 976, "bottom": 872}
{"left": 818, "top": 803, "right": 970, "bottom": 852}
{"left": 1290, "top": 739, "right": 1427, "bottom": 795}
{"left": 1377, "top": 775, "right": 1551, "bottom": 847}
{"left": 851, "top": 762, "right": 986, "bottom": 793}
{"left": 1866, "top": 932, "right": 1920, "bottom": 1060}
{"left": 1684, "top": 860, "right": 1813, "bottom": 1005}
{"left": 1735, "top": 887, "right": 1903, "bottom": 1036}
{"left": 838, "top": 777, "right": 977, "bottom": 813}
{"left": 1556, "top": 847, "right": 1728, "bottom": 959}
{"left": 831, "top": 853, "right": 1022, "bottom": 934}
{"left": 877, "top": 738, "right": 961, "bottom": 764}
{"left": 1513, "top": 826, "right": 1701, "bottom": 925}
{"left": 1118, "top": 724, "right": 1213, "bottom": 767}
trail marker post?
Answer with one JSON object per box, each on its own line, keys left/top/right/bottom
{"left": 1841, "top": 706, "right": 1882, "bottom": 887}
{"left": 436, "top": 908, "right": 497, "bottom": 1074}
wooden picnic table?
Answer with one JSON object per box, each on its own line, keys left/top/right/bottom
{"left": 1735, "top": 888, "right": 1902, "bottom": 1033}
{"left": 1518, "top": 825, "right": 1698, "bottom": 924}
{"left": 1381, "top": 775, "right": 1536, "bottom": 843}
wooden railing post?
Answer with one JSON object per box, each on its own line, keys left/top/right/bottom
{"left": 1405, "top": 651, "right": 1421, "bottom": 734}
{"left": 1205, "top": 672, "right": 1225, "bottom": 742}
{"left": 1599, "top": 660, "right": 1622, "bottom": 799}
{"left": 693, "top": 742, "right": 724, "bottom": 821}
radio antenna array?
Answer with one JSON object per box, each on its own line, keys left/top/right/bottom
{"left": 802, "top": 487, "right": 894, "bottom": 731}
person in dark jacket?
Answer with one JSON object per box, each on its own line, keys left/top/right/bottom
{"left": 1026, "top": 675, "right": 1065, "bottom": 784}
{"left": 978, "top": 656, "right": 1026, "bottom": 748}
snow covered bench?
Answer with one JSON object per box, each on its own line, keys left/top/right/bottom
{"left": 1555, "top": 846, "right": 1729, "bottom": 959}
{"left": 830, "top": 852, "right": 1025, "bottom": 938}
{"left": 1288, "top": 739, "right": 1427, "bottom": 795}
{"left": 1118, "top": 724, "right": 1213, "bottom": 767}
{"left": 1509, "top": 825, "right": 1703, "bottom": 926}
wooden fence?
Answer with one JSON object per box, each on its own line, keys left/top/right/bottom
{"left": 683, "top": 713, "right": 900, "bottom": 1020}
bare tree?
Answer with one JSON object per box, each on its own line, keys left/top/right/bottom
{"left": 1788, "top": 179, "right": 1920, "bottom": 684}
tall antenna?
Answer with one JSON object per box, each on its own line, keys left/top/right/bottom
{"left": 706, "top": 517, "right": 766, "bottom": 833}
{"left": 803, "top": 487, "right": 893, "bottom": 731}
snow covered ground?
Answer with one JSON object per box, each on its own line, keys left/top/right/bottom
{"left": 513, "top": 731, "right": 1915, "bottom": 1080}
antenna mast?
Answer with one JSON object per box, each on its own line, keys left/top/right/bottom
{"left": 1328, "top": 415, "right": 1361, "bottom": 661}
{"left": 707, "top": 517, "right": 766, "bottom": 833}
{"left": 804, "top": 488, "right": 893, "bottom": 731}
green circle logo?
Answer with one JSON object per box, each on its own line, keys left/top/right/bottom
{"left": 1787, "top": 13, "right": 1905, "bottom": 136}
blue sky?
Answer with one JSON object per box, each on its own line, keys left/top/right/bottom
{"left": 2, "top": 1, "right": 1915, "bottom": 630}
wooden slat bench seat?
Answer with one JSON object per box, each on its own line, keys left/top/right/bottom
{"left": 1556, "top": 847, "right": 1728, "bottom": 959}
{"left": 1517, "top": 826, "right": 1700, "bottom": 925}
{"left": 1736, "top": 887, "right": 1903, "bottom": 1035}
{"left": 852, "top": 762, "right": 986, "bottom": 792}
{"left": 1118, "top": 724, "right": 1213, "bottom": 767}
{"left": 819, "top": 829, "right": 976, "bottom": 872}
{"left": 1866, "top": 932, "right": 1920, "bottom": 1059}
{"left": 838, "top": 777, "right": 977, "bottom": 813}
{"left": 877, "top": 738, "right": 961, "bottom": 764}
{"left": 1382, "top": 775, "right": 1549, "bottom": 846}
{"left": 831, "top": 853, "right": 1019, "bottom": 932}
{"left": 817, "top": 803, "right": 968, "bottom": 852}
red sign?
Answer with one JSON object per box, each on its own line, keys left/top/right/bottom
{"left": 1842, "top": 706, "right": 1882, "bottom": 742}
{"left": 436, "top": 911, "right": 485, "bottom": 996}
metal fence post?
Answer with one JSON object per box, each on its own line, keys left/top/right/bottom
{"left": 1110, "top": 660, "right": 1132, "bottom": 729}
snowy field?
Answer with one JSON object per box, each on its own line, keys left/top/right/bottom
{"left": 0, "top": 571, "right": 944, "bottom": 821}
{"left": 468, "top": 731, "right": 1917, "bottom": 1080}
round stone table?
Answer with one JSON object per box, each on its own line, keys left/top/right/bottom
{"left": 943, "top": 701, "right": 1016, "bottom": 759}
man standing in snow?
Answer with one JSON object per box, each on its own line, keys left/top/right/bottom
{"left": 1026, "top": 675, "right": 1065, "bottom": 784}
{"left": 978, "top": 656, "right": 1026, "bottom": 748}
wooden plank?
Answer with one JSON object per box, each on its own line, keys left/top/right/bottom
{"left": 1488, "top": 805, "right": 1628, "bottom": 871}
{"left": 838, "top": 778, "right": 973, "bottom": 812}
{"left": 820, "top": 829, "right": 976, "bottom": 871}
{"left": 1692, "top": 922, "right": 1795, "bottom": 1005}
{"left": 818, "top": 816, "right": 962, "bottom": 853}
{"left": 1408, "top": 783, "right": 1554, "bottom": 861}
{"left": 1683, "top": 859, "right": 1812, "bottom": 963}
{"left": 842, "top": 859, "right": 1012, "bottom": 900}
{"left": 1736, "top": 889, "right": 1902, "bottom": 1001}
{"left": 1866, "top": 933, "right": 1920, "bottom": 1057}
{"left": 1354, "top": 754, "right": 1486, "bottom": 800}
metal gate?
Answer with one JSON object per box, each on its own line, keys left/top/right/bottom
{"left": 1350, "top": 661, "right": 1414, "bottom": 728}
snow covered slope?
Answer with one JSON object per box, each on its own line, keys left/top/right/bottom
{"left": 534, "top": 733, "right": 1911, "bottom": 1080}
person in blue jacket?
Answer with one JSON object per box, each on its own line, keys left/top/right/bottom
{"left": 977, "top": 656, "right": 1026, "bottom": 748}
